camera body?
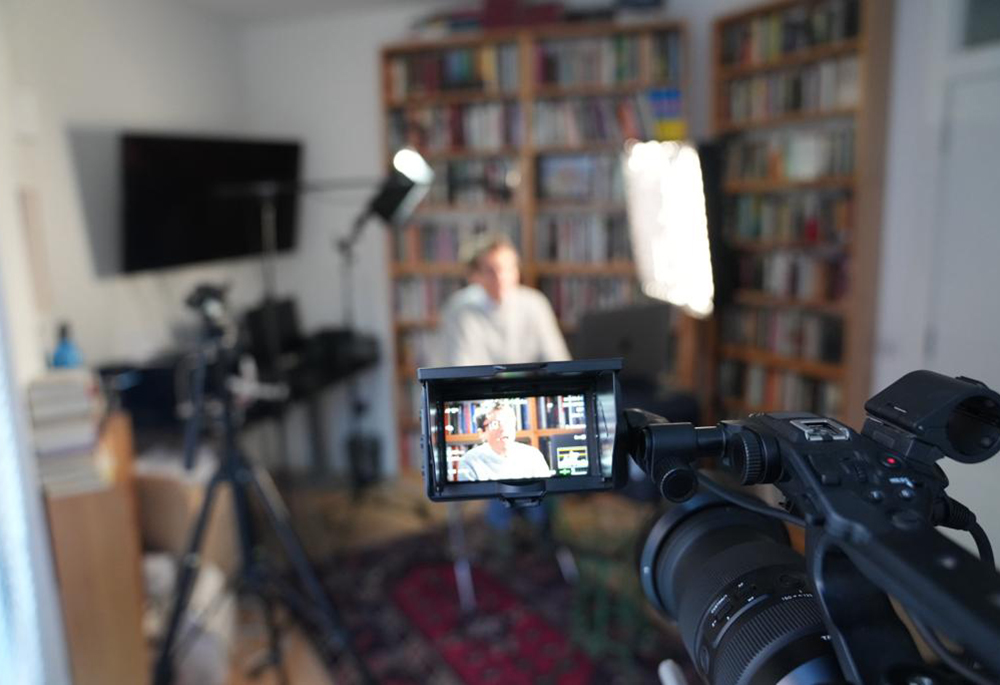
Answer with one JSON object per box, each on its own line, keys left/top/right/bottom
{"left": 418, "top": 362, "right": 1000, "bottom": 684}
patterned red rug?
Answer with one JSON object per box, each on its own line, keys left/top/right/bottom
{"left": 321, "top": 519, "right": 696, "bottom": 684}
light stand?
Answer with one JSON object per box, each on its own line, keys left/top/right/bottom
{"left": 219, "top": 155, "right": 432, "bottom": 479}
{"left": 332, "top": 150, "right": 434, "bottom": 490}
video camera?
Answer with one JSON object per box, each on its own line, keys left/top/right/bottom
{"left": 418, "top": 360, "right": 1000, "bottom": 684}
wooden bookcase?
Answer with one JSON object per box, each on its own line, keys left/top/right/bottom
{"left": 711, "top": 0, "right": 892, "bottom": 426}
{"left": 381, "top": 21, "right": 691, "bottom": 471}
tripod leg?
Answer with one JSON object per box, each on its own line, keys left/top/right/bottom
{"left": 245, "top": 593, "right": 289, "bottom": 685}
{"left": 153, "top": 471, "right": 225, "bottom": 685}
{"left": 448, "top": 502, "right": 477, "bottom": 615}
{"left": 244, "top": 463, "right": 375, "bottom": 684}
{"left": 263, "top": 596, "right": 290, "bottom": 685}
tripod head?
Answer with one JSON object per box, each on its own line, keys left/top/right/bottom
{"left": 185, "top": 283, "right": 233, "bottom": 342}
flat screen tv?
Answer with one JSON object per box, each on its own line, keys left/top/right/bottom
{"left": 121, "top": 133, "right": 301, "bottom": 273}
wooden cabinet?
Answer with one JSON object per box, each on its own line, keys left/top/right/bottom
{"left": 45, "top": 413, "right": 148, "bottom": 685}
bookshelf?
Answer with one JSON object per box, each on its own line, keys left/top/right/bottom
{"left": 712, "top": 0, "right": 893, "bottom": 425}
{"left": 382, "top": 21, "right": 690, "bottom": 471}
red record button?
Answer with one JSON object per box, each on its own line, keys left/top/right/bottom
{"left": 881, "top": 455, "right": 902, "bottom": 469}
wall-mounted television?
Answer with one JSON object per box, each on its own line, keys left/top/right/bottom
{"left": 121, "top": 133, "right": 301, "bottom": 273}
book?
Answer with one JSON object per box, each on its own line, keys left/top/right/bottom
{"left": 388, "top": 102, "right": 522, "bottom": 153}
{"left": 723, "top": 55, "right": 859, "bottom": 125}
{"left": 537, "top": 276, "right": 637, "bottom": 327}
{"left": 721, "top": 305, "right": 843, "bottom": 363}
{"left": 651, "top": 30, "right": 683, "bottom": 84}
{"left": 720, "top": 0, "right": 860, "bottom": 68}
{"left": 719, "top": 361, "right": 842, "bottom": 416}
{"left": 725, "top": 190, "right": 853, "bottom": 244}
{"left": 424, "top": 157, "right": 518, "bottom": 205}
{"left": 736, "top": 251, "right": 849, "bottom": 302}
{"left": 532, "top": 89, "right": 684, "bottom": 146}
{"left": 535, "top": 35, "right": 641, "bottom": 87}
{"left": 395, "top": 213, "right": 521, "bottom": 264}
{"left": 725, "top": 122, "right": 855, "bottom": 182}
{"left": 393, "top": 276, "right": 464, "bottom": 320}
{"left": 32, "top": 416, "right": 99, "bottom": 456}
{"left": 537, "top": 154, "right": 623, "bottom": 202}
{"left": 389, "top": 43, "right": 519, "bottom": 98}
{"left": 535, "top": 212, "right": 631, "bottom": 263}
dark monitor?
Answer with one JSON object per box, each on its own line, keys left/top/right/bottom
{"left": 121, "top": 133, "right": 301, "bottom": 273}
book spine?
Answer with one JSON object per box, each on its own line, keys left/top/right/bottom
{"left": 720, "top": 0, "right": 860, "bottom": 68}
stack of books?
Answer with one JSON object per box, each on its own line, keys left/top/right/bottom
{"left": 27, "top": 369, "right": 106, "bottom": 495}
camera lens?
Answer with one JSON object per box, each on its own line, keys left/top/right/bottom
{"left": 639, "top": 493, "right": 840, "bottom": 685}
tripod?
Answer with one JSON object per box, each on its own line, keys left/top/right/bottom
{"left": 152, "top": 295, "right": 373, "bottom": 685}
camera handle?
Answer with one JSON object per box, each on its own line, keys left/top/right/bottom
{"left": 624, "top": 408, "right": 1000, "bottom": 684}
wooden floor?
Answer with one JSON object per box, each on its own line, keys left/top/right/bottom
{"left": 227, "top": 474, "right": 482, "bottom": 685}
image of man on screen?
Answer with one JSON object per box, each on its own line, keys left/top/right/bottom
{"left": 457, "top": 402, "right": 552, "bottom": 482}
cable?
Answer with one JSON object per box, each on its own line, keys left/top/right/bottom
{"left": 934, "top": 497, "right": 995, "bottom": 567}
{"left": 969, "top": 522, "right": 995, "bottom": 567}
{"left": 908, "top": 612, "right": 996, "bottom": 685}
{"left": 696, "top": 473, "right": 806, "bottom": 528}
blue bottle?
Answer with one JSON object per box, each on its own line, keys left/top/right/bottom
{"left": 52, "top": 322, "right": 83, "bottom": 368}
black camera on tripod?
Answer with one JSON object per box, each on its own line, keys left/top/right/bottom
{"left": 417, "top": 360, "right": 1000, "bottom": 684}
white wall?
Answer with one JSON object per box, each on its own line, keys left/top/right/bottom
{"left": 873, "top": 0, "right": 1000, "bottom": 551}
{"left": 870, "top": 0, "right": 941, "bottom": 392}
{"left": 5, "top": 0, "right": 269, "bottom": 368}
{"left": 237, "top": 1, "right": 457, "bottom": 474}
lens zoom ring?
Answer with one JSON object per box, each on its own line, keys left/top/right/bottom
{"left": 675, "top": 541, "right": 801, "bottom": 651}
{"left": 712, "top": 596, "right": 826, "bottom": 685}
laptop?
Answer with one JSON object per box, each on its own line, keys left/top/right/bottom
{"left": 573, "top": 302, "right": 675, "bottom": 384}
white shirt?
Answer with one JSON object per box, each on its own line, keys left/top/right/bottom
{"left": 457, "top": 440, "right": 553, "bottom": 481}
{"left": 436, "top": 284, "right": 571, "bottom": 367}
